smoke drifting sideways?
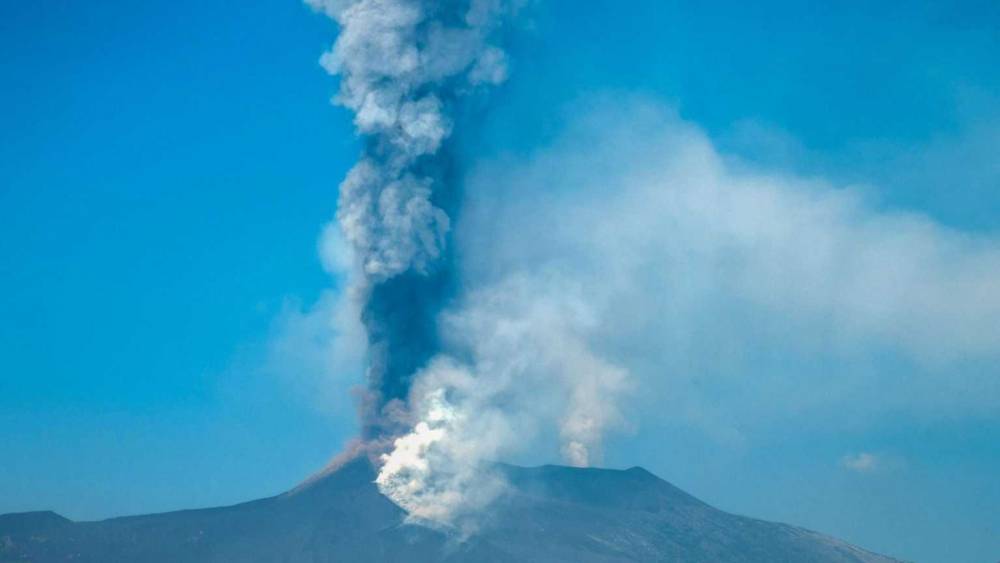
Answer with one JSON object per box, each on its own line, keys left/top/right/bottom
{"left": 307, "top": 0, "right": 622, "bottom": 534}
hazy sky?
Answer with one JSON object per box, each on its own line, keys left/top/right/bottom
{"left": 2, "top": 1, "right": 999, "bottom": 562}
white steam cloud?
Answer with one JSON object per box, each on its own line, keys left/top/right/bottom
{"left": 459, "top": 99, "right": 1000, "bottom": 440}
{"left": 375, "top": 276, "right": 630, "bottom": 531}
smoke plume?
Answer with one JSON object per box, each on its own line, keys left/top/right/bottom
{"left": 303, "top": 1, "right": 1000, "bottom": 531}
{"left": 306, "top": 0, "right": 620, "bottom": 532}
{"left": 374, "top": 276, "right": 629, "bottom": 532}
{"left": 307, "top": 0, "right": 513, "bottom": 437}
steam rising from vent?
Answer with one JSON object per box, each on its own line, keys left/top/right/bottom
{"left": 375, "top": 278, "right": 630, "bottom": 532}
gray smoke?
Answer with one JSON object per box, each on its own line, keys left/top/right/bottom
{"left": 307, "top": 0, "right": 515, "bottom": 437}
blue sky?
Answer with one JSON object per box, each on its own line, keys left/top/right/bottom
{"left": 2, "top": 1, "right": 999, "bottom": 562}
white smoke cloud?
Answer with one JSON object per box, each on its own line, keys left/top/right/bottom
{"left": 375, "top": 360, "right": 512, "bottom": 534}
{"left": 375, "top": 274, "right": 630, "bottom": 529}
{"left": 458, "top": 98, "right": 1000, "bottom": 441}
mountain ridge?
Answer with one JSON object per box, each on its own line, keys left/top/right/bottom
{"left": 0, "top": 457, "right": 903, "bottom": 563}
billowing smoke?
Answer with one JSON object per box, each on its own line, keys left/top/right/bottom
{"left": 374, "top": 276, "right": 629, "bottom": 533}
{"left": 305, "top": 1, "right": 1000, "bottom": 533}
{"left": 306, "top": 0, "right": 514, "bottom": 437}
{"left": 306, "top": 0, "right": 621, "bottom": 533}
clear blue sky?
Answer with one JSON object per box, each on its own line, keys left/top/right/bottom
{"left": 2, "top": 1, "right": 998, "bottom": 562}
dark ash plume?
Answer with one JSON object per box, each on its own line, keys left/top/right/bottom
{"left": 307, "top": 0, "right": 515, "bottom": 436}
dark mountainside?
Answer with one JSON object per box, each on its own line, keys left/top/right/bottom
{"left": 0, "top": 458, "right": 902, "bottom": 563}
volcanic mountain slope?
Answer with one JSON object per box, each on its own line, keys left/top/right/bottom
{"left": 0, "top": 457, "right": 902, "bottom": 563}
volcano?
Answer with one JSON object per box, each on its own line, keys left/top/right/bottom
{"left": 0, "top": 458, "right": 901, "bottom": 562}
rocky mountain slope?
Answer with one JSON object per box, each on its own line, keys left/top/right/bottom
{"left": 0, "top": 458, "right": 902, "bottom": 562}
